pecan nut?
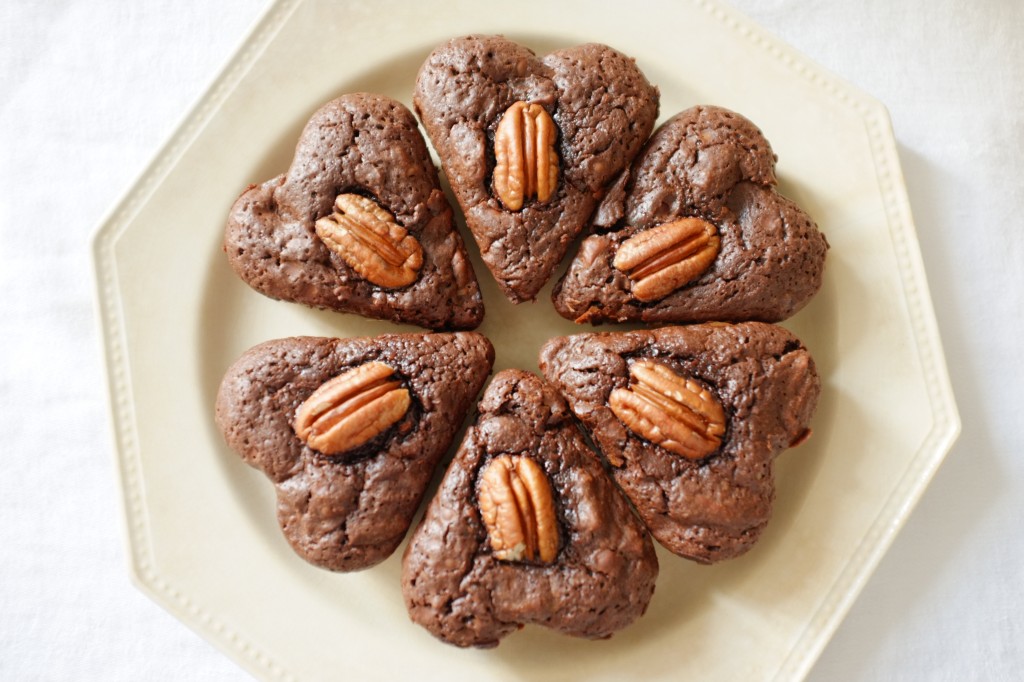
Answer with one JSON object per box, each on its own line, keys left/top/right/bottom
{"left": 478, "top": 455, "right": 559, "bottom": 563}
{"left": 492, "top": 101, "right": 559, "bottom": 211}
{"left": 609, "top": 360, "right": 726, "bottom": 460}
{"left": 293, "top": 361, "right": 410, "bottom": 456}
{"left": 314, "top": 193, "right": 423, "bottom": 288}
{"left": 613, "top": 217, "right": 720, "bottom": 302}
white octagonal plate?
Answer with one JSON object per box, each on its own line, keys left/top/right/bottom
{"left": 92, "top": 0, "right": 960, "bottom": 680}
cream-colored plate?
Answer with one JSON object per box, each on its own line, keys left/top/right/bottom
{"left": 92, "top": 0, "right": 960, "bottom": 679}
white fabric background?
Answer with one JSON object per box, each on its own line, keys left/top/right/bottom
{"left": 1, "top": 0, "right": 1021, "bottom": 679}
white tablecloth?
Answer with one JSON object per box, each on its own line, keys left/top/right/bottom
{"left": 2, "top": 0, "right": 1020, "bottom": 679}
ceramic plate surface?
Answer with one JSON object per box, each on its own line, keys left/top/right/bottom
{"left": 93, "top": 0, "right": 960, "bottom": 679}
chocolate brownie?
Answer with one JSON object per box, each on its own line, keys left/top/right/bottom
{"left": 414, "top": 35, "right": 659, "bottom": 303}
{"left": 552, "top": 106, "right": 828, "bottom": 324}
{"left": 225, "top": 93, "right": 484, "bottom": 330}
{"left": 539, "top": 323, "right": 819, "bottom": 563}
{"left": 215, "top": 332, "right": 494, "bottom": 571}
{"left": 401, "top": 370, "right": 658, "bottom": 647}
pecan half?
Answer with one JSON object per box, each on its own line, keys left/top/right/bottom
{"left": 478, "top": 455, "right": 559, "bottom": 563}
{"left": 609, "top": 360, "right": 726, "bottom": 460}
{"left": 492, "top": 101, "right": 559, "bottom": 211}
{"left": 314, "top": 193, "right": 423, "bottom": 288}
{"left": 613, "top": 217, "right": 720, "bottom": 302}
{"left": 293, "top": 361, "right": 410, "bottom": 456}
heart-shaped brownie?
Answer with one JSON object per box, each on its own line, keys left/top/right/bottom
{"left": 552, "top": 105, "right": 828, "bottom": 324}
{"left": 539, "top": 323, "right": 819, "bottom": 563}
{"left": 414, "top": 35, "right": 660, "bottom": 303}
{"left": 225, "top": 93, "right": 484, "bottom": 330}
{"left": 402, "top": 370, "right": 658, "bottom": 647}
{"left": 215, "top": 332, "right": 493, "bottom": 571}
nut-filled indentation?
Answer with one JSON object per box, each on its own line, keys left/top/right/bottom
{"left": 478, "top": 454, "right": 559, "bottom": 563}
{"left": 609, "top": 360, "right": 726, "bottom": 460}
{"left": 613, "top": 218, "right": 720, "bottom": 302}
{"left": 293, "top": 361, "right": 410, "bottom": 456}
{"left": 314, "top": 193, "right": 424, "bottom": 288}
{"left": 492, "top": 102, "right": 559, "bottom": 211}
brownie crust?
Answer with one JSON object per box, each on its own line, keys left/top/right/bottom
{"left": 539, "top": 323, "right": 820, "bottom": 563}
{"left": 414, "top": 36, "right": 659, "bottom": 303}
{"left": 401, "top": 370, "right": 658, "bottom": 647}
{"left": 552, "top": 106, "right": 829, "bottom": 324}
{"left": 215, "top": 332, "right": 494, "bottom": 571}
{"left": 225, "top": 93, "right": 484, "bottom": 330}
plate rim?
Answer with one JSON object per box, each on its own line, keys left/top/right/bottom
{"left": 90, "top": 0, "right": 961, "bottom": 680}
{"left": 91, "top": 1, "right": 307, "bottom": 680}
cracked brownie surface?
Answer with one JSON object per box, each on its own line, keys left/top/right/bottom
{"left": 401, "top": 370, "right": 658, "bottom": 647}
{"left": 552, "top": 105, "right": 828, "bottom": 324}
{"left": 215, "top": 332, "right": 494, "bottom": 571}
{"left": 414, "top": 35, "right": 659, "bottom": 303}
{"left": 540, "top": 323, "right": 820, "bottom": 563}
{"left": 224, "top": 93, "right": 484, "bottom": 330}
